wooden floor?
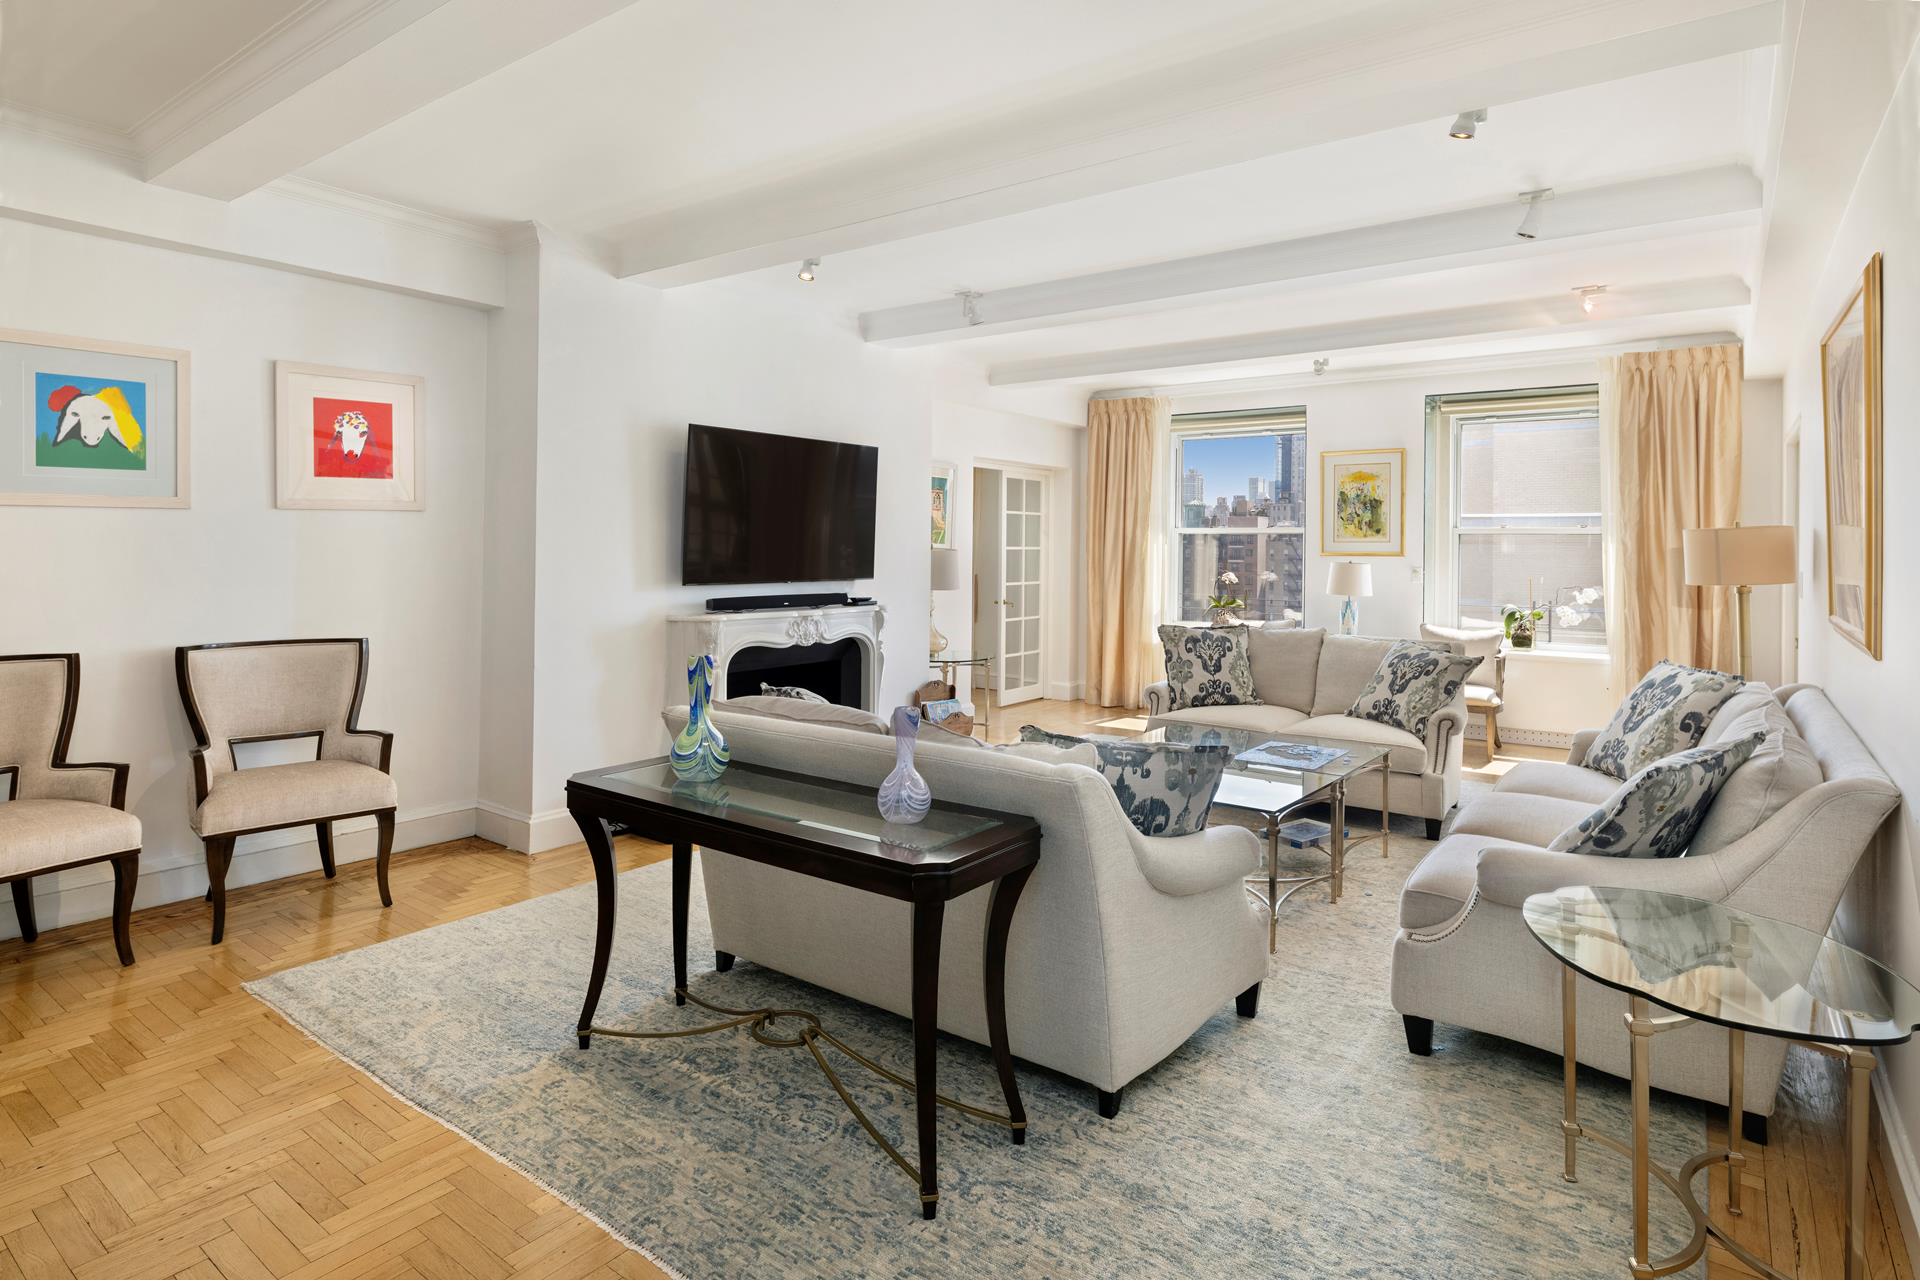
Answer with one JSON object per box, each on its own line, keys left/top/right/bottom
{"left": 0, "top": 698, "right": 1911, "bottom": 1279}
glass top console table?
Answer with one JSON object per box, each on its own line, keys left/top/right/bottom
{"left": 1523, "top": 885, "right": 1920, "bottom": 1278}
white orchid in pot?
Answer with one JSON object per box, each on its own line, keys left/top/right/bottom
{"left": 1208, "top": 571, "right": 1246, "bottom": 626}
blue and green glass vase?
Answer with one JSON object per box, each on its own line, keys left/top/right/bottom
{"left": 671, "top": 653, "right": 731, "bottom": 781}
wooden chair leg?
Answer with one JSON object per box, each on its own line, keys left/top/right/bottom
{"left": 204, "top": 836, "right": 235, "bottom": 944}
{"left": 316, "top": 821, "right": 336, "bottom": 879}
{"left": 375, "top": 810, "right": 395, "bottom": 907}
{"left": 110, "top": 853, "right": 137, "bottom": 966}
{"left": 1487, "top": 707, "right": 1501, "bottom": 753}
{"left": 10, "top": 877, "right": 37, "bottom": 943}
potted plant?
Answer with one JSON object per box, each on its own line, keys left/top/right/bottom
{"left": 1502, "top": 602, "right": 1545, "bottom": 649}
{"left": 1208, "top": 571, "right": 1246, "bottom": 627}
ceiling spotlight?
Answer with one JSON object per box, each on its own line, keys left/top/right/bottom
{"left": 1515, "top": 188, "right": 1553, "bottom": 239}
{"left": 1312, "top": 358, "right": 1331, "bottom": 376}
{"left": 1575, "top": 285, "right": 1608, "bottom": 314}
{"left": 955, "top": 289, "right": 983, "bottom": 326}
{"left": 797, "top": 257, "right": 819, "bottom": 282}
{"left": 1448, "top": 109, "right": 1487, "bottom": 140}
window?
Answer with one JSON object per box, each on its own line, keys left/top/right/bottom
{"left": 1169, "top": 410, "right": 1306, "bottom": 624}
{"left": 1428, "top": 388, "right": 1606, "bottom": 648}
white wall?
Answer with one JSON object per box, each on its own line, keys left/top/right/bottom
{"left": 931, "top": 400, "right": 1086, "bottom": 703}
{"left": 0, "top": 218, "right": 490, "bottom": 936}
{"left": 1779, "top": 30, "right": 1920, "bottom": 1212}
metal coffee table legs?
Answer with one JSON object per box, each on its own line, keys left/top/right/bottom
{"left": 1248, "top": 759, "right": 1392, "bottom": 951}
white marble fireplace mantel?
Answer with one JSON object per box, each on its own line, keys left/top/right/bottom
{"left": 664, "top": 603, "right": 886, "bottom": 711}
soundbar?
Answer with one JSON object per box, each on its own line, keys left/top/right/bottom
{"left": 704, "top": 591, "right": 872, "bottom": 613}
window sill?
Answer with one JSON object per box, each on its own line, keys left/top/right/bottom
{"left": 1507, "top": 646, "right": 1609, "bottom": 663}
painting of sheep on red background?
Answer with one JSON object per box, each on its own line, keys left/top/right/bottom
{"left": 275, "top": 361, "right": 424, "bottom": 511}
{"left": 312, "top": 396, "right": 394, "bottom": 479}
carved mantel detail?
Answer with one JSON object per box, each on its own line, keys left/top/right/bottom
{"left": 664, "top": 603, "right": 887, "bottom": 711}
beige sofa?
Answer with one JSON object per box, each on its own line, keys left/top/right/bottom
{"left": 1390, "top": 682, "right": 1899, "bottom": 1136}
{"left": 1145, "top": 629, "right": 1470, "bottom": 837}
{"left": 662, "top": 702, "right": 1269, "bottom": 1117}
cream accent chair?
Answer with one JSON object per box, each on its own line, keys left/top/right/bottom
{"left": 1390, "top": 684, "right": 1899, "bottom": 1140}
{"left": 1419, "top": 623, "right": 1506, "bottom": 760}
{"left": 175, "top": 639, "right": 397, "bottom": 943}
{"left": 0, "top": 654, "right": 140, "bottom": 965}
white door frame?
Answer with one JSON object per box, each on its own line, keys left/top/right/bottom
{"left": 987, "top": 464, "right": 1052, "bottom": 706}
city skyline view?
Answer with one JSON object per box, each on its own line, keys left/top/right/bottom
{"left": 1179, "top": 433, "right": 1302, "bottom": 506}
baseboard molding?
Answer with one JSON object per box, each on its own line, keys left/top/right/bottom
{"left": 1874, "top": 1070, "right": 1920, "bottom": 1258}
{"left": 476, "top": 800, "right": 578, "bottom": 854}
{"left": 1, "top": 803, "right": 481, "bottom": 943}
{"left": 1463, "top": 721, "right": 1573, "bottom": 750}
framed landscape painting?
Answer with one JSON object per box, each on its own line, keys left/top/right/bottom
{"left": 1821, "top": 252, "right": 1883, "bottom": 659}
{"left": 1320, "top": 447, "right": 1404, "bottom": 557}
{"left": 0, "top": 328, "right": 189, "bottom": 507}
{"left": 276, "top": 361, "right": 424, "bottom": 511}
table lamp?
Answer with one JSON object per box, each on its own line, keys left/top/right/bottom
{"left": 1326, "top": 561, "right": 1372, "bottom": 637}
{"left": 929, "top": 546, "right": 961, "bottom": 656}
{"left": 1681, "top": 524, "right": 1795, "bottom": 680}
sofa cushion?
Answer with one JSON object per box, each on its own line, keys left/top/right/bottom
{"left": 1449, "top": 793, "right": 1603, "bottom": 849}
{"left": 1690, "top": 704, "right": 1823, "bottom": 856}
{"left": 1289, "top": 715, "right": 1427, "bottom": 773}
{"left": 1582, "top": 659, "right": 1745, "bottom": 779}
{"left": 1153, "top": 704, "right": 1310, "bottom": 734}
{"left": 193, "top": 760, "right": 397, "bottom": 836}
{"left": 1399, "top": 833, "right": 1522, "bottom": 930}
{"left": 1494, "top": 760, "right": 1621, "bottom": 806}
{"left": 0, "top": 799, "right": 141, "bottom": 877}
{"left": 1310, "top": 635, "right": 1396, "bottom": 716}
{"left": 715, "top": 695, "right": 888, "bottom": 735}
{"left": 1700, "top": 683, "right": 1776, "bottom": 745}
{"left": 1550, "top": 731, "right": 1764, "bottom": 858}
{"left": 1347, "top": 640, "right": 1479, "bottom": 740}
{"left": 1158, "top": 625, "right": 1260, "bottom": 709}
{"left": 1245, "top": 626, "right": 1325, "bottom": 713}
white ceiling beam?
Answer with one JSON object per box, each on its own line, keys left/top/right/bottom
{"left": 986, "top": 277, "right": 1752, "bottom": 386}
{"left": 860, "top": 166, "right": 1761, "bottom": 345}
{"left": 140, "top": 0, "right": 638, "bottom": 201}
{"left": 608, "top": 0, "right": 1780, "bottom": 286}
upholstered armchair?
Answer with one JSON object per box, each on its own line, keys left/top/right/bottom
{"left": 1420, "top": 623, "right": 1505, "bottom": 758}
{"left": 175, "top": 639, "right": 397, "bottom": 943}
{"left": 0, "top": 654, "right": 140, "bottom": 965}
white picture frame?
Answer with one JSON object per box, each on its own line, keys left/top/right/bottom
{"left": 0, "top": 327, "right": 190, "bottom": 508}
{"left": 275, "top": 361, "right": 425, "bottom": 511}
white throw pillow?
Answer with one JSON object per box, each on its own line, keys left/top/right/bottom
{"left": 1551, "top": 732, "right": 1764, "bottom": 858}
{"left": 1583, "top": 660, "right": 1745, "bottom": 780}
{"left": 1689, "top": 704, "right": 1823, "bottom": 855}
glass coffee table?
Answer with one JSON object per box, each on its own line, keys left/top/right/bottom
{"left": 1524, "top": 886, "right": 1920, "bottom": 1279}
{"left": 1134, "top": 720, "right": 1391, "bottom": 951}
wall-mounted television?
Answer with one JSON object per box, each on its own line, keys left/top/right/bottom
{"left": 681, "top": 424, "right": 878, "bottom": 585}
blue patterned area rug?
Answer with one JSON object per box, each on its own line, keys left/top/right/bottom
{"left": 246, "top": 839, "right": 1705, "bottom": 1278}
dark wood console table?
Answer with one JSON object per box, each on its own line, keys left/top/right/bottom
{"left": 566, "top": 756, "right": 1042, "bottom": 1218}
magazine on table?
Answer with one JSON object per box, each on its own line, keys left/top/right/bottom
{"left": 1235, "top": 740, "right": 1346, "bottom": 772}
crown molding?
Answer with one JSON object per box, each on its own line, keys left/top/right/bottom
{"left": 0, "top": 101, "right": 139, "bottom": 161}
{"left": 266, "top": 176, "right": 514, "bottom": 251}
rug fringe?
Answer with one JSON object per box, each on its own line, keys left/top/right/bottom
{"left": 242, "top": 980, "right": 688, "bottom": 1281}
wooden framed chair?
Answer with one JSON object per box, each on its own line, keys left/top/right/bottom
{"left": 0, "top": 654, "right": 140, "bottom": 965}
{"left": 1419, "top": 623, "right": 1507, "bottom": 763}
{"left": 175, "top": 638, "right": 396, "bottom": 944}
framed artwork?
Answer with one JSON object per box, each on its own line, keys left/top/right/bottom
{"left": 0, "top": 328, "right": 189, "bottom": 507}
{"left": 930, "top": 462, "right": 955, "bottom": 547}
{"left": 1820, "top": 252, "right": 1882, "bottom": 659}
{"left": 1320, "top": 447, "right": 1404, "bottom": 557}
{"left": 276, "top": 361, "right": 424, "bottom": 510}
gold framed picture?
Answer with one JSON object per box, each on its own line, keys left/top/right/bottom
{"left": 1320, "top": 447, "right": 1405, "bottom": 557}
{"left": 1820, "top": 253, "right": 1882, "bottom": 659}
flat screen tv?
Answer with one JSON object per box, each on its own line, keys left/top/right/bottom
{"left": 682, "top": 424, "right": 879, "bottom": 585}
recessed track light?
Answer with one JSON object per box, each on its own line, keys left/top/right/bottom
{"left": 1449, "top": 109, "right": 1487, "bottom": 140}
{"left": 1574, "top": 285, "right": 1608, "bottom": 314}
{"left": 798, "top": 257, "right": 819, "bottom": 282}
{"left": 1515, "top": 188, "right": 1553, "bottom": 239}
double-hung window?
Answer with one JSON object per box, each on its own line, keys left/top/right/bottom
{"left": 1426, "top": 388, "right": 1606, "bottom": 648}
{"left": 1169, "top": 409, "right": 1307, "bottom": 625}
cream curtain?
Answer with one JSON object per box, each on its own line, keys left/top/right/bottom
{"left": 1086, "top": 396, "right": 1169, "bottom": 708}
{"left": 1601, "top": 344, "right": 1743, "bottom": 694}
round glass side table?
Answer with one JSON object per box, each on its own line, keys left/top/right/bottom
{"left": 1522, "top": 885, "right": 1920, "bottom": 1280}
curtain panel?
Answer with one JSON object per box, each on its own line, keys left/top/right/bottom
{"left": 1601, "top": 344, "right": 1743, "bottom": 692}
{"left": 1085, "top": 396, "right": 1169, "bottom": 708}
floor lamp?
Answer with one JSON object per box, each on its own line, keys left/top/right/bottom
{"left": 1681, "top": 524, "right": 1795, "bottom": 680}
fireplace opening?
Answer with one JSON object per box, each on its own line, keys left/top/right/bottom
{"left": 725, "top": 638, "right": 864, "bottom": 706}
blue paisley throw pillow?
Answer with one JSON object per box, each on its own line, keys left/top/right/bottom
{"left": 1550, "top": 731, "right": 1764, "bottom": 859}
{"left": 1158, "top": 625, "right": 1260, "bottom": 710}
{"left": 1019, "top": 726, "right": 1229, "bottom": 837}
{"left": 1583, "top": 660, "right": 1744, "bottom": 780}
{"left": 1346, "top": 640, "right": 1479, "bottom": 739}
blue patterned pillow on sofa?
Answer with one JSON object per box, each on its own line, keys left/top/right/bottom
{"left": 1583, "top": 659, "right": 1745, "bottom": 780}
{"left": 1549, "top": 732, "right": 1764, "bottom": 859}
{"left": 1157, "top": 625, "right": 1260, "bottom": 710}
{"left": 1019, "top": 726, "right": 1229, "bottom": 837}
{"left": 1346, "top": 640, "right": 1479, "bottom": 739}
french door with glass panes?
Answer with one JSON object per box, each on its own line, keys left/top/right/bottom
{"left": 995, "top": 470, "right": 1047, "bottom": 705}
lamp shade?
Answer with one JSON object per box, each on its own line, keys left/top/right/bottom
{"left": 930, "top": 546, "right": 962, "bottom": 592}
{"left": 1326, "top": 561, "right": 1373, "bottom": 597}
{"left": 1682, "top": 525, "right": 1795, "bottom": 586}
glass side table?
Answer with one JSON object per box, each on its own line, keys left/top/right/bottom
{"left": 929, "top": 655, "right": 993, "bottom": 738}
{"left": 1523, "top": 886, "right": 1920, "bottom": 1279}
